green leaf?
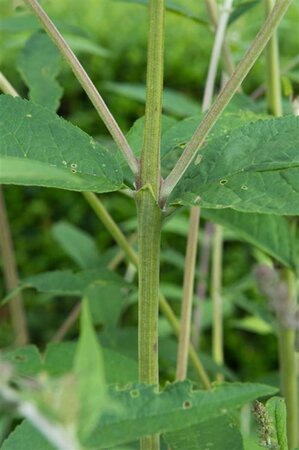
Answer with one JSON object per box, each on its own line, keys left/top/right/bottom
{"left": 1, "top": 346, "right": 42, "bottom": 377}
{"left": 86, "top": 283, "right": 129, "bottom": 327}
{"left": 164, "top": 414, "right": 244, "bottom": 450}
{"left": 265, "top": 397, "right": 288, "bottom": 450}
{"left": 64, "top": 34, "right": 111, "bottom": 58}
{"left": 17, "top": 32, "right": 63, "bottom": 111}
{"left": 103, "top": 82, "right": 200, "bottom": 117}
{"left": 161, "top": 110, "right": 266, "bottom": 174}
{"left": 0, "top": 421, "right": 55, "bottom": 450}
{"left": 2, "top": 269, "right": 125, "bottom": 304}
{"left": 74, "top": 299, "right": 106, "bottom": 439}
{"left": 228, "top": 1, "right": 260, "bottom": 25}
{"left": 201, "top": 209, "right": 296, "bottom": 269}
{"left": 117, "top": 0, "right": 209, "bottom": 26}
{"left": 86, "top": 382, "right": 278, "bottom": 448}
{"left": 44, "top": 342, "right": 138, "bottom": 384}
{"left": 51, "top": 221, "right": 101, "bottom": 269}
{"left": 170, "top": 116, "right": 299, "bottom": 215}
{"left": 0, "top": 95, "right": 122, "bottom": 193}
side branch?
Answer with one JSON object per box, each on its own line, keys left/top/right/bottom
{"left": 161, "top": 0, "right": 292, "bottom": 201}
{"left": 23, "top": 0, "right": 138, "bottom": 176}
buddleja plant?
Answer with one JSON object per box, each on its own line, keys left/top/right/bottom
{"left": 0, "top": 0, "right": 298, "bottom": 449}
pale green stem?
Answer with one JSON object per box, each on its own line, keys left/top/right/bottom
{"left": 82, "top": 192, "right": 138, "bottom": 267}
{"left": 278, "top": 273, "right": 299, "bottom": 448}
{"left": 137, "top": 2, "right": 165, "bottom": 446}
{"left": 160, "top": 0, "right": 292, "bottom": 202}
{"left": 0, "top": 188, "right": 29, "bottom": 346}
{"left": 22, "top": 0, "right": 138, "bottom": 175}
{"left": 265, "top": 0, "right": 283, "bottom": 116}
{"left": 202, "top": 0, "right": 234, "bottom": 111}
{"left": 84, "top": 192, "right": 211, "bottom": 388}
{"left": 176, "top": 207, "right": 200, "bottom": 380}
{"left": 176, "top": 0, "right": 232, "bottom": 382}
{"left": 0, "top": 72, "right": 19, "bottom": 97}
{"left": 211, "top": 225, "right": 224, "bottom": 380}
{"left": 204, "top": 0, "right": 235, "bottom": 76}
{"left": 0, "top": 74, "right": 28, "bottom": 346}
{"left": 139, "top": 0, "right": 165, "bottom": 196}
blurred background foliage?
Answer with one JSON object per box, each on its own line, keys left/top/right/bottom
{"left": 0, "top": 0, "right": 298, "bottom": 385}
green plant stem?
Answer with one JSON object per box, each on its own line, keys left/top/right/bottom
{"left": 211, "top": 225, "right": 224, "bottom": 381}
{"left": 139, "top": 0, "right": 165, "bottom": 196}
{"left": 160, "top": 0, "right": 292, "bottom": 202}
{"left": 202, "top": 0, "right": 234, "bottom": 110}
{"left": 137, "top": 1, "right": 165, "bottom": 446}
{"left": 204, "top": 0, "right": 235, "bottom": 76}
{"left": 176, "top": 207, "right": 200, "bottom": 380}
{"left": 22, "top": 0, "right": 138, "bottom": 176}
{"left": 136, "top": 190, "right": 162, "bottom": 450}
{"left": 0, "top": 188, "right": 29, "bottom": 346}
{"left": 176, "top": 0, "right": 232, "bottom": 382}
{"left": 192, "top": 222, "right": 214, "bottom": 348}
{"left": 278, "top": 271, "right": 299, "bottom": 448}
{"left": 0, "top": 73, "right": 29, "bottom": 346}
{"left": 265, "top": 0, "right": 283, "bottom": 116}
{"left": 83, "top": 192, "right": 211, "bottom": 388}
{"left": 82, "top": 192, "right": 138, "bottom": 266}
{"left": 0, "top": 72, "right": 19, "bottom": 97}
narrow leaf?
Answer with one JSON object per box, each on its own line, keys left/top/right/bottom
{"left": 170, "top": 116, "right": 299, "bottom": 215}
{"left": 17, "top": 32, "right": 63, "bottom": 111}
{"left": 201, "top": 208, "right": 296, "bottom": 268}
{"left": 103, "top": 82, "right": 200, "bottom": 117}
{"left": 51, "top": 221, "right": 101, "bottom": 269}
{"left": 265, "top": 397, "right": 288, "bottom": 450}
{"left": 74, "top": 299, "right": 106, "bottom": 439}
{"left": 0, "top": 96, "right": 123, "bottom": 193}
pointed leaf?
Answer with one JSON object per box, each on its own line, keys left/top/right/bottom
{"left": 86, "top": 382, "right": 278, "bottom": 448}
{"left": 170, "top": 116, "right": 299, "bottom": 215}
{"left": 103, "top": 82, "right": 200, "bottom": 117}
{"left": 201, "top": 209, "right": 296, "bottom": 268}
{"left": 265, "top": 397, "right": 288, "bottom": 450}
{"left": 74, "top": 299, "right": 106, "bottom": 439}
{"left": 2, "top": 269, "right": 126, "bottom": 304}
{"left": 0, "top": 96, "right": 122, "bottom": 193}
{"left": 17, "top": 32, "right": 63, "bottom": 111}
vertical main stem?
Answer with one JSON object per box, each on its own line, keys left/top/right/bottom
{"left": 137, "top": 189, "right": 162, "bottom": 450}
{"left": 137, "top": 189, "right": 162, "bottom": 386}
{"left": 139, "top": 0, "right": 165, "bottom": 196}
{"left": 137, "top": 1, "right": 164, "bottom": 448}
